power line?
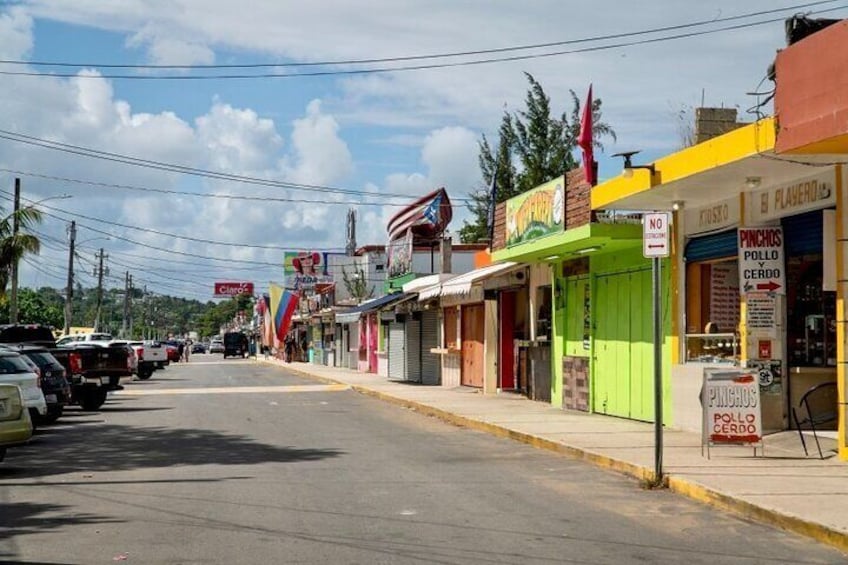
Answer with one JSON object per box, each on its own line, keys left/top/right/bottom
{"left": 0, "top": 132, "right": 469, "bottom": 201}
{"left": 0, "top": 2, "right": 834, "bottom": 70}
{"left": 0, "top": 168, "right": 457, "bottom": 207}
{"left": 0, "top": 3, "right": 843, "bottom": 80}
{"left": 0, "top": 191, "right": 348, "bottom": 252}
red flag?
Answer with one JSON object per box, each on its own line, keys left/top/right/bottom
{"left": 577, "top": 85, "right": 595, "bottom": 186}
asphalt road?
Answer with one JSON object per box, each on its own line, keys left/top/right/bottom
{"left": 1, "top": 356, "right": 845, "bottom": 564}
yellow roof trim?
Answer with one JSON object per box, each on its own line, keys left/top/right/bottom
{"left": 592, "top": 117, "right": 776, "bottom": 210}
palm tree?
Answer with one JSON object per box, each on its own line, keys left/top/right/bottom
{"left": 0, "top": 205, "right": 42, "bottom": 298}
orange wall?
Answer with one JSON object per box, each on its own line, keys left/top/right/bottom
{"left": 775, "top": 20, "right": 848, "bottom": 153}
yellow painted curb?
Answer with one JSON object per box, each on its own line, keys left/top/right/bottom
{"left": 262, "top": 359, "right": 848, "bottom": 554}
{"left": 667, "top": 477, "right": 848, "bottom": 555}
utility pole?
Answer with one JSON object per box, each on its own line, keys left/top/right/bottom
{"left": 63, "top": 221, "right": 76, "bottom": 335}
{"left": 127, "top": 274, "right": 134, "bottom": 339}
{"left": 121, "top": 271, "right": 130, "bottom": 338}
{"left": 9, "top": 178, "right": 20, "bottom": 323}
{"left": 93, "top": 248, "right": 108, "bottom": 332}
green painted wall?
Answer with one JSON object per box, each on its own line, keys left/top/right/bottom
{"left": 551, "top": 246, "right": 672, "bottom": 422}
{"left": 589, "top": 247, "right": 672, "bottom": 423}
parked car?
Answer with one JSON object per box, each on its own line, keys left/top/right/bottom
{"left": 223, "top": 332, "right": 248, "bottom": 359}
{"left": 55, "top": 332, "right": 115, "bottom": 346}
{"left": 191, "top": 342, "right": 206, "bottom": 354}
{"left": 208, "top": 340, "right": 224, "bottom": 354}
{"left": 12, "top": 345, "right": 70, "bottom": 424}
{"left": 0, "top": 324, "right": 134, "bottom": 411}
{"left": 164, "top": 341, "right": 181, "bottom": 362}
{"left": 128, "top": 341, "right": 168, "bottom": 379}
{"left": 0, "top": 383, "right": 33, "bottom": 463}
{"left": 0, "top": 349, "right": 47, "bottom": 424}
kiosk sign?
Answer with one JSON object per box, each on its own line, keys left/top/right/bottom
{"left": 702, "top": 368, "right": 763, "bottom": 446}
{"left": 738, "top": 227, "right": 785, "bottom": 295}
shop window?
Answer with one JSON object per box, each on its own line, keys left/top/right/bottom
{"left": 786, "top": 254, "right": 836, "bottom": 367}
{"left": 536, "top": 285, "right": 553, "bottom": 340}
{"left": 684, "top": 258, "right": 740, "bottom": 363}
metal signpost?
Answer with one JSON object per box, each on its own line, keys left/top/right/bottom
{"left": 643, "top": 212, "right": 670, "bottom": 483}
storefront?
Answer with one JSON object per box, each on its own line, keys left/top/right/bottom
{"left": 417, "top": 263, "right": 528, "bottom": 393}
{"left": 591, "top": 117, "right": 842, "bottom": 442}
{"left": 492, "top": 169, "right": 645, "bottom": 410}
{"left": 334, "top": 293, "right": 409, "bottom": 373}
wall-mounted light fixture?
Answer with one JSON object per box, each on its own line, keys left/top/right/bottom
{"left": 745, "top": 176, "right": 762, "bottom": 189}
{"left": 613, "top": 150, "right": 656, "bottom": 178}
{"left": 573, "top": 245, "right": 602, "bottom": 255}
{"left": 672, "top": 200, "right": 684, "bottom": 211}
{"left": 543, "top": 254, "right": 560, "bottom": 261}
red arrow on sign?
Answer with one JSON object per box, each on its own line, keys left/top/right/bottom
{"left": 756, "top": 281, "right": 781, "bottom": 292}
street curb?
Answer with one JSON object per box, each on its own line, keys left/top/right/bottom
{"left": 264, "top": 359, "right": 848, "bottom": 554}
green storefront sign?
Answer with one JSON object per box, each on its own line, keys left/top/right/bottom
{"left": 505, "top": 176, "right": 565, "bottom": 246}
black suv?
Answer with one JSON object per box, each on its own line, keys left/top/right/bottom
{"left": 16, "top": 345, "right": 70, "bottom": 424}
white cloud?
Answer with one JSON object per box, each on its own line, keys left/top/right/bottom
{"left": 281, "top": 99, "right": 354, "bottom": 186}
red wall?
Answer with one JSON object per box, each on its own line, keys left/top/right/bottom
{"left": 775, "top": 20, "right": 848, "bottom": 153}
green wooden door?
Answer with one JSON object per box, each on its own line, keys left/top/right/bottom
{"left": 593, "top": 269, "right": 654, "bottom": 421}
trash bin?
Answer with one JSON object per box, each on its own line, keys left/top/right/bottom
{"left": 308, "top": 347, "right": 314, "bottom": 363}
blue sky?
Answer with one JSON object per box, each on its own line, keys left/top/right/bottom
{"left": 2, "top": 1, "right": 847, "bottom": 300}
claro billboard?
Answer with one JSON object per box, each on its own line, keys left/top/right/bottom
{"left": 213, "top": 282, "right": 254, "bottom": 298}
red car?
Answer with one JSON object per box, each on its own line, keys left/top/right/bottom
{"left": 164, "top": 342, "right": 180, "bottom": 363}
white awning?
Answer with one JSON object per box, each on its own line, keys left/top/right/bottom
{"left": 419, "top": 262, "right": 522, "bottom": 301}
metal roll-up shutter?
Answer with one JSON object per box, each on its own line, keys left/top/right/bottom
{"left": 334, "top": 325, "right": 343, "bottom": 367}
{"left": 684, "top": 228, "right": 738, "bottom": 262}
{"left": 406, "top": 315, "right": 422, "bottom": 383}
{"left": 348, "top": 322, "right": 360, "bottom": 369}
{"left": 420, "top": 309, "right": 441, "bottom": 385}
{"left": 782, "top": 210, "right": 824, "bottom": 256}
{"left": 388, "top": 321, "right": 406, "bottom": 380}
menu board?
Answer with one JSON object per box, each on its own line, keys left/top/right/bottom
{"left": 709, "top": 262, "right": 740, "bottom": 333}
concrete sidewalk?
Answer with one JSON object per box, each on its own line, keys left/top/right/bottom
{"left": 261, "top": 358, "right": 848, "bottom": 554}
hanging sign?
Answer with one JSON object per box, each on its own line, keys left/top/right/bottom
{"left": 737, "top": 227, "right": 785, "bottom": 294}
{"left": 702, "top": 368, "right": 763, "bottom": 445}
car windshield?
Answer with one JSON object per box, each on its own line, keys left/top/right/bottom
{"left": 25, "top": 351, "right": 58, "bottom": 369}
{"left": 0, "top": 354, "right": 34, "bottom": 374}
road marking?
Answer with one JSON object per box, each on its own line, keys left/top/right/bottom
{"left": 115, "top": 384, "right": 350, "bottom": 396}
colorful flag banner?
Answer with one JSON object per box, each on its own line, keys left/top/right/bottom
{"left": 269, "top": 283, "right": 299, "bottom": 341}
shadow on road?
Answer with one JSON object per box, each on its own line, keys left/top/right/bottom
{"left": 0, "top": 419, "right": 344, "bottom": 479}
{"left": 0, "top": 501, "right": 120, "bottom": 560}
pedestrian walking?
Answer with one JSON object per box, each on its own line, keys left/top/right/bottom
{"left": 184, "top": 340, "right": 191, "bottom": 363}
{"left": 177, "top": 341, "right": 184, "bottom": 363}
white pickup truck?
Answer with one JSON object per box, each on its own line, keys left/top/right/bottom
{"left": 128, "top": 341, "right": 168, "bottom": 380}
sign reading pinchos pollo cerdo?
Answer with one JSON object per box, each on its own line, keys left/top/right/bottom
{"left": 214, "top": 282, "right": 254, "bottom": 297}
{"left": 505, "top": 177, "right": 564, "bottom": 246}
{"left": 702, "top": 368, "right": 762, "bottom": 446}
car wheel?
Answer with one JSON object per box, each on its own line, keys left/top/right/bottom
{"left": 37, "top": 406, "right": 63, "bottom": 425}
{"left": 138, "top": 368, "right": 153, "bottom": 380}
{"left": 0, "top": 447, "right": 6, "bottom": 462}
{"left": 80, "top": 388, "right": 108, "bottom": 411}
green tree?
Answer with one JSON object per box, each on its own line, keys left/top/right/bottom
{"left": 342, "top": 265, "right": 373, "bottom": 303}
{"left": 0, "top": 204, "right": 42, "bottom": 297}
{"left": 460, "top": 73, "right": 615, "bottom": 243}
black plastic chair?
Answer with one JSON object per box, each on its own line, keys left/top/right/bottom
{"left": 792, "top": 381, "right": 838, "bottom": 459}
